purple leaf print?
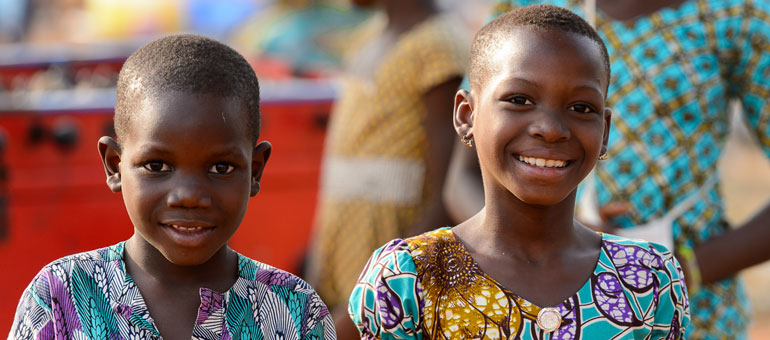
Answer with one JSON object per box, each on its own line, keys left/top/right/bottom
{"left": 552, "top": 296, "right": 580, "bottom": 340}
{"left": 666, "top": 310, "right": 682, "bottom": 340}
{"left": 605, "top": 242, "right": 662, "bottom": 293}
{"left": 375, "top": 280, "right": 403, "bottom": 329}
{"left": 197, "top": 288, "right": 225, "bottom": 324}
{"left": 592, "top": 273, "right": 641, "bottom": 326}
{"left": 256, "top": 268, "right": 292, "bottom": 286}
{"left": 45, "top": 271, "right": 82, "bottom": 336}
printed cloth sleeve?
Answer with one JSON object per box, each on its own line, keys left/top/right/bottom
{"left": 9, "top": 268, "right": 56, "bottom": 339}
{"left": 736, "top": 1, "right": 770, "bottom": 158}
{"left": 348, "top": 239, "right": 423, "bottom": 340}
{"left": 648, "top": 242, "right": 691, "bottom": 340}
{"left": 303, "top": 289, "right": 338, "bottom": 340}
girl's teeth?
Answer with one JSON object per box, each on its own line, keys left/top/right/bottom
{"left": 518, "top": 155, "right": 567, "bottom": 168}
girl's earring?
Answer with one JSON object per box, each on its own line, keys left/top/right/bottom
{"left": 461, "top": 134, "right": 474, "bottom": 148}
{"left": 598, "top": 153, "right": 609, "bottom": 160}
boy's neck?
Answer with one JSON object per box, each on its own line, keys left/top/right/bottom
{"left": 124, "top": 236, "right": 239, "bottom": 292}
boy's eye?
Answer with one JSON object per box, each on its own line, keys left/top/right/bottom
{"left": 510, "top": 96, "right": 534, "bottom": 105}
{"left": 570, "top": 104, "right": 595, "bottom": 113}
{"left": 143, "top": 161, "right": 170, "bottom": 172}
{"left": 209, "top": 163, "right": 235, "bottom": 174}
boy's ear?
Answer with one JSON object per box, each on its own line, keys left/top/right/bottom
{"left": 453, "top": 89, "right": 475, "bottom": 139}
{"left": 98, "top": 136, "right": 122, "bottom": 192}
{"left": 601, "top": 108, "right": 613, "bottom": 156}
{"left": 250, "top": 141, "right": 272, "bottom": 197}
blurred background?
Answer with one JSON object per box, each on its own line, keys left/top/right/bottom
{"left": 0, "top": 0, "right": 768, "bottom": 337}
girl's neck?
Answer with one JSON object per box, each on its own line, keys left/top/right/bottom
{"left": 597, "top": 0, "right": 688, "bottom": 21}
{"left": 472, "top": 188, "right": 584, "bottom": 263}
{"left": 124, "top": 236, "right": 238, "bottom": 292}
{"left": 383, "top": 0, "right": 438, "bottom": 34}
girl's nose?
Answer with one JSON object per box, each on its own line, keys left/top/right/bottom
{"left": 528, "top": 109, "right": 571, "bottom": 143}
{"left": 166, "top": 176, "right": 212, "bottom": 208}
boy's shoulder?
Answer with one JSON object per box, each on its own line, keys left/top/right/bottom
{"left": 38, "top": 242, "right": 125, "bottom": 273}
{"left": 234, "top": 253, "right": 322, "bottom": 297}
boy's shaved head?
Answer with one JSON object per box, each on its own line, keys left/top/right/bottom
{"left": 115, "top": 34, "right": 261, "bottom": 143}
{"left": 470, "top": 4, "right": 611, "bottom": 92}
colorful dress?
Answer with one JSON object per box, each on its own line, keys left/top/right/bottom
{"left": 349, "top": 228, "right": 690, "bottom": 339}
{"left": 489, "top": 0, "right": 770, "bottom": 338}
{"left": 307, "top": 13, "right": 469, "bottom": 308}
{"left": 9, "top": 242, "right": 335, "bottom": 339}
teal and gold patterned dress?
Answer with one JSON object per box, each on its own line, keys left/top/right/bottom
{"left": 10, "top": 242, "right": 335, "bottom": 339}
{"left": 488, "top": 1, "right": 770, "bottom": 338}
{"left": 349, "top": 228, "right": 690, "bottom": 339}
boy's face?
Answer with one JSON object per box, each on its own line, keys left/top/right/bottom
{"left": 458, "top": 28, "right": 611, "bottom": 206}
{"left": 101, "top": 91, "right": 269, "bottom": 266}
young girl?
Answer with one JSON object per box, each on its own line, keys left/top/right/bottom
{"left": 348, "top": 5, "right": 689, "bottom": 339}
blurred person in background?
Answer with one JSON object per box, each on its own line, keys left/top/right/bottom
{"left": 443, "top": 1, "right": 770, "bottom": 339}
{"left": 304, "top": 0, "right": 469, "bottom": 337}
{"left": 0, "top": 0, "right": 30, "bottom": 43}
{"left": 231, "top": 0, "right": 371, "bottom": 77}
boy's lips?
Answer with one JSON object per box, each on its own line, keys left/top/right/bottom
{"left": 160, "top": 220, "right": 216, "bottom": 247}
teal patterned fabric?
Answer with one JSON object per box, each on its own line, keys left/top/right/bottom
{"left": 10, "top": 242, "right": 336, "bottom": 339}
{"left": 349, "top": 229, "right": 690, "bottom": 339}
{"left": 492, "top": 0, "right": 770, "bottom": 338}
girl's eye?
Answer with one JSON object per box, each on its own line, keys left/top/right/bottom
{"left": 143, "top": 161, "right": 170, "bottom": 172}
{"left": 209, "top": 163, "right": 235, "bottom": 174}
{"left": 570, "top": 104, "right": 595, "bottom": 113}
{"left": 510, "top": 96, "right": 534, "bottom": 105}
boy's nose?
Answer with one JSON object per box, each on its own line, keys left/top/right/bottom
{"left": 166, "top": 178, "right": 212, "bottom": 208}
{"left": 528, "top": 109, "right": 571, "bottom": 142}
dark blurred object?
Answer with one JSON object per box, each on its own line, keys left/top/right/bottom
{"left": 25, "top": 117, "right": 80, "bottom": 150}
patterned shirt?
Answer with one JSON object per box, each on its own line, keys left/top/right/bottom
{"left": 10, "top": 242, "right": 336, "bottom": 339}
{"left": 349, "top": 228, "right": 690, "bottom": 340}
{"left": 492, "top": 1, "right": 770, "bottom": 338}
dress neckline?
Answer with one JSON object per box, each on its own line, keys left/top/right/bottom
{"left": 436, "top": 227, "right": 610, "bottom": 310}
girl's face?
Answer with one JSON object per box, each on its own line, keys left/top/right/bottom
{"left": 458, "top": 28, "right": 611, "bottom": 206}
{"left": 106, "top": 91, "right": 269, "bottom": 266}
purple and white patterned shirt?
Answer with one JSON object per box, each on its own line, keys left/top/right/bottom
{"left": 10, "top": 242, "right": 336, "bottom": 339}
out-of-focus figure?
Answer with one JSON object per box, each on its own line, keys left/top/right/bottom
{"left": 305, "top": 0, "right": 469, "bottom": 337}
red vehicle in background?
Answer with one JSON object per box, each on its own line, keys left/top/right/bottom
{"left": 0, "top": 43, "right": 333, "bottom": 334}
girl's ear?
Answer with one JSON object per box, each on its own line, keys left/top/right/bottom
{"left": 98, "top": 136, "right": 122, "bottom": 192}
{"left": 453, "top": 89, "right": 475, "bottom": 139}
{"left": 250, "top": 141, "right": 272, "bottom": 197}
{"left": 601, "top": 108, "right": 613, "bottom": 156}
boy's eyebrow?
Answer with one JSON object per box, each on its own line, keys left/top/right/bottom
{"left": 504, "top": 77, "right": 543, "bottom": 88}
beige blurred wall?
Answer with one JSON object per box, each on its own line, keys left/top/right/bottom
{"left": 719, "top": 103, "right": 770, "bottom": 339}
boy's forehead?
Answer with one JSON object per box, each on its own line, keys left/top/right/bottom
{"left": 124, "top": 91, "right": 250, "bottom": 140}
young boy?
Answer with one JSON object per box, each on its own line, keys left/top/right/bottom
{"left": 10, "top": 35, "right": 336, "bottom": 339}
{"left": 349, "top": 5, "right": 689, "bottom": 339}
